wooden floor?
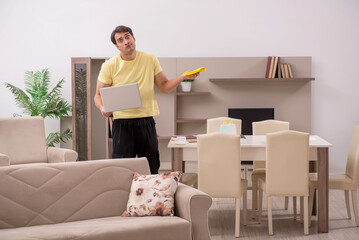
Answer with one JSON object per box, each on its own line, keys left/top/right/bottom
{"left": 208, "top": 189, "right": 359, "bottom": 239}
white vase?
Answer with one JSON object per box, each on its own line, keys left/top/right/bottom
{"left": 181, "top": 82, "right": 192, "bottom": 92}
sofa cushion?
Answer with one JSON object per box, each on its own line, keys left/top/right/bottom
{"left": 122, "top": 171, "right": 182, "bottom": 217}
{"left": 0, "top": 216, "right": 191, "bottom": 240}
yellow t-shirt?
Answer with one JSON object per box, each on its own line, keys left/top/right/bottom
{"left": 98, "top": 51, "right": 162, "bottom": 119}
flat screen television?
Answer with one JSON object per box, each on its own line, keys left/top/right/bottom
{"left": 228, "top": 108, "right": 274, "bottom": 135}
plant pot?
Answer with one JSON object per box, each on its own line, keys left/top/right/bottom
{"left": 181, "top": 82, "right": 192, "bottom": 92}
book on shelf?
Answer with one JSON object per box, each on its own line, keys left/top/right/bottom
{"left": 266, "top": 56, "right": 281, "bottom": 78}
{"left": 284, "top": 63, "right": 289, "bottom": 78}
{"left": 268, "top": 56, "right": 275, "bottom": 79}
{"left": 265, "top": 56, "right": 272, "bottom": 78}
{"left": 271, "top": 56, "right": 279, "bottom": 78}
{"left": 266, "top": 57, "right": 296, "bottom": 79}
{"left": 280, "top": 64, "right": 285, "bottom": 78}
{"left": 276, "top": 57, "right": 281, "bottom": 78}
{"left": 288, "top": 63, "right": 294, "bottom": 78}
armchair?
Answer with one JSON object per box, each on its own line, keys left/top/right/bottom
{"left": 0, "top": 116, "right": 77, "bottom": 166}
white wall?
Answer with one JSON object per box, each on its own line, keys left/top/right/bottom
{"left": 1, "top": 0, "right": 358, "bottom": 173}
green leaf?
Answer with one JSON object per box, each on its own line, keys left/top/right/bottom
{"left": 46, "top": 128, "right": 72, "bottom": 147}
{"left": 3, "top": 82, "right": 33, "bottom": 115}
{"left": 5, "top": 68, "right": 73, "bottom": 146}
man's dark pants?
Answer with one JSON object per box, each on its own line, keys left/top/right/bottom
{"left": 112, "top": 117, "right": 160, "bottom": 174}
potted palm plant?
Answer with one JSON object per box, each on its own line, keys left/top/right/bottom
{"left": 4, "top": 68, "right": 72, "bottom": 147}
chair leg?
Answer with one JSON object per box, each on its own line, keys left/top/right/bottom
{"left": 284, "top": 196, "right": 289, "bottom": 210}
{"left": 258, "top": 189, "right": 263, "bottom": 223}
{"left": 268, "top": 196, "right": 273, "bottom": 235}
{"left": 308, "top": 187, "right": 315, "bottom": 228}
{"left": 293, "top": 196, "right": 297, "bottom": 220}
{"left": 235, "top": 198, "right": 241, "bottom": 238}
{"left": 300, "top": 196, "right": 304, "bottom": 224}
{"left": 345, "top": 190, "right": 352, "bottom": 219}
{"left": 243, "top": 190, "right": 247, "bottom": 226}
{"left": 351, "top": 190, "right": 359, "bottom": 227}
{"left": 251, "top": 177, "right": 258, "bottom": 219}
{"left": 304, "top": 196, "right": 309, "bottom": 235}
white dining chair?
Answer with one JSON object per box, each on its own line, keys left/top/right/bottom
{"left": 197, "top": 132, "right": 247, "bottom": 237}
{"left": 309, "top": 126, "right": 359, "bottom": 227}
{"left": 257, "top": 130, "right": 310, "bottom": 235}
{"left": 251, "top": 120, "right": 290, "bottom": 219}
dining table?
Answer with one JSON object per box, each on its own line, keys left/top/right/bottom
{"left": 168, "top": 135, "right": 333, "bottom": 233}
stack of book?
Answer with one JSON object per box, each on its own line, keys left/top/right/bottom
{"left": 280, "top": 63, "right": 294, "bottom": 78}
{"left": 265, "top": 56, "right": 294, "bottom": 78}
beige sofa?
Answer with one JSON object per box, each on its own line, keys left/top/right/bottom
{"left": 0, "top": 158, "right": 212, "bottom": 240}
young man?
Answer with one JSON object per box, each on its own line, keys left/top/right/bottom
{"left": 94, "top": 25, "right": 199, "bottom": 174}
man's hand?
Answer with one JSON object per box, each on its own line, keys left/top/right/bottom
{"left": 94, "top": 80, "right": 112, "bottom": 117}
{"left": 182, "top": 72, "right": 200, "bottom": 80}
{"left": 100, "top": 106, "right": 112, "bottom": 118}
{"left": 154, "top": 71, "right": 200, "bottom": 94}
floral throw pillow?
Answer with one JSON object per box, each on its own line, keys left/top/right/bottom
{"left": 121, "top": 171, "right": 182, "bottom": 217}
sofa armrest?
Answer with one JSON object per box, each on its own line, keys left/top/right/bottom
{"left": 0, "top": 153, "right": 10, "bottom": 166}
{"left": 47, "top": 147, "right": 78, "bottom": 163}
{"left": 175, "top": 183, "right": 212, "bottom": 240}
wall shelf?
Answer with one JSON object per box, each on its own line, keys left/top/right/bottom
{"left": 210, "top": 78, "right": 315, "bottom": 82}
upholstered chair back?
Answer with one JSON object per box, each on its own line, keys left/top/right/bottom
{"left": 0, "top": 117, "right": 48, "bottom": 164}
{"left": 197, "top": 132, "right": 241, "bottom": 198}
{"left": 206, "top": 117, "right": 242, "bottom": 135}
{"left": 252, "top": 120, "right": 290, "bottom": 169}
{"left": 345, "top": 126, "right": 359, "bottom": 184}
{"left": 265, "top": 130, "right": 309, "bottom": 196}
{"left": 252, "top": 120, "right": 289, "bottom": 135}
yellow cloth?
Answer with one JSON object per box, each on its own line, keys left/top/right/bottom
{"left": 98, "top": 51, "right": 162, "bottom": 119}
{"left": 182, "top": 67, "right": 206, "bottom": 76}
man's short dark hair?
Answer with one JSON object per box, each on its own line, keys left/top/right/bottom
{"left": 110, "top": 25, "right": 134, "bottom": 45}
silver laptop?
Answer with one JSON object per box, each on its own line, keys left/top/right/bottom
{"left": 99, "top": 83, "right": 142, "bottom": 112}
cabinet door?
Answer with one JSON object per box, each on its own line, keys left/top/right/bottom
{"left": 72, "top": 58, "right": 91, "bottom": 161}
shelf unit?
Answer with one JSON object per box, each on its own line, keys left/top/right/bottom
{"left": 70, "top": 56, "right": 313, "bottom": 170}
{"left": 174, "top": 90, "right": 211, "bottom": 135}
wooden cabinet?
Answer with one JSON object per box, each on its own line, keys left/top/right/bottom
{"left": 71, "top": 58, "right": 107, "bottom": 160}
